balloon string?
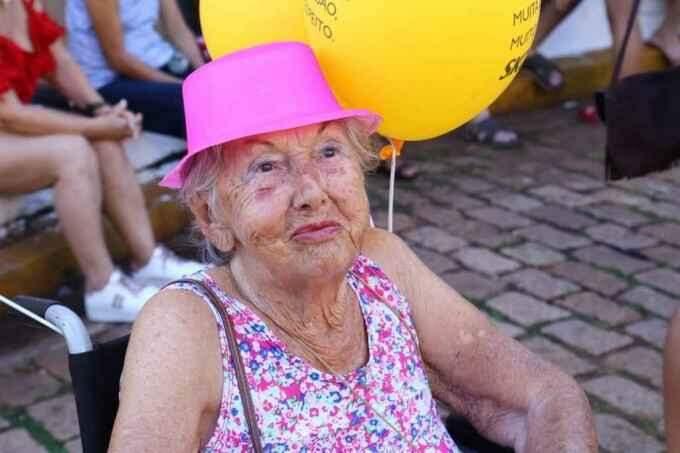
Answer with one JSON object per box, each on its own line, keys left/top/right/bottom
{"left": 388, "top": 139, "right": 398, "bottom": 234}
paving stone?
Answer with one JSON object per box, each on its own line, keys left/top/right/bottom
{"left": 638, "top": 201, "right": 680, "bottom": 220}
{"left": 448, "top": 219, "right": 500, "bottom": 243}
{"left": 441, "top": 271, "right": 506, "bottom": 301}
{"left": 33, "top": 346, "right": 70, "bottom": 383}
{"left": 583, "top": 376, "right": 663, "bottom": 419}
{"left": 393, "top": 188, "right": 429, "bottom": 207}
{"left": 411, "top": 205, "right": 464, "bottom": 229}
{"left": 0, "top": 429, "right": 45, "bottom": 453}
{"left": 640, "top": 245, "right": 680, "bottom": 268}
{"left": 514, "top": 225, "right": 591, "bottom": 250}
{"left": 556, "top": 292, "right": 641, "bottom": 326}
{"left": 579, "top": 204, "right": 650, "bottom": 227}
{"left": 27, "top": 394, "right": 79, "bottom": 441}
{"left": 0, "top": 369, "right": 61, "bottom": 407}
{"left": 595, "top": 414, "right": 664, "bottom": 453}
{"left": 470, "top": 233, "right": 521, "bottom": 249}
{"left": 529, "top": 185, "right": 594, "bottom": 207}
{"left": 549, "top": 262, "right": 628, "bottom": 297}
{"left": 636, "top": 268, "right": 680, "bottom": 296}
{"left": 483, "top": 192, "right": 544, "bottom": 212}
{"left": 488, "top": 292, "right": 570, "bottom": 326}
{"left": 604, "top": 346, "right": 663, "bottom": 388}
{"left": 522, "top": 336, "right": 596, "bottom": 376}
{"left": 620, "top": 286, "right": 679, "bottom": 319}
{"left": 526, "top": 205, "right": 597, "bottom": 230}
{"left": 493, "top": 320, "right": 525, "bottom": 338}
{"left": 572, "top": 245, "right": 655, "bottom": 275}
{"left": 640, "top": 222, "right": 680, "bottom": 247}
{"left": 585, "top": 224, "right": 658, "bottom": 250}
{"left": 504, "top": 269, "right": 580, "bottom": 300}
{"left": 561, "top": 174, "right": 605, "bottom": 192}
{"left": 452, "top": 176, "right": 496, "bottom": 194}
{"left": 500, "top": 242, "right": 565, "bottom": 266}
{"left": 454, "top": 248, "right": 520, "bottom": 275}
{"left": 412, "top": 247, "right": 459, "bottom": 274}
{"left": 466, "top": 207, "right": 532, "bottom": 230}
{"left": 65, "top": 438, "right": 83, "bottom": 453}
{"left": 428, "top": 190, "right": 485, "bottom": 210}
{"left": 625, "top": 319, "right": 668, "bottom": 349}
{"left": 403, "top": 226, "right": 467, "bottom": 253}
{"left": 592, "top": 188, "right": 652, "bottom": 208}
{"left": 370, "top": 210, "right": 417, "bottom": 233}
{"left": 542, "top": 319, "right": 633, "bottom": 356}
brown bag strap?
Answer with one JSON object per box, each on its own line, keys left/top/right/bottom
{"left": 167, "top": 278, "right": 264, "bottom": 453}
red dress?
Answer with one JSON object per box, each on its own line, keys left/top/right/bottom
{"left": 0, "top": 0, "right": 64, "bottom": 103}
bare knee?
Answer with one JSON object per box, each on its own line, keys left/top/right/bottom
{"left": 52, "top": 135, "right": 99, "bottom": 181}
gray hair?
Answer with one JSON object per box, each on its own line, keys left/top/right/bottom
{"left": 179, "top": 119, "right": 378, "bottom": 264}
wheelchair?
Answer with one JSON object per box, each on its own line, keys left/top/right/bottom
{"left": 3, "top": 295, "right": 513, "bottom": 453}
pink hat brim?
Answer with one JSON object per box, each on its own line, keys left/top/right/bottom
{"left": 160, "top": 109, "right": 382, "bottom": 189}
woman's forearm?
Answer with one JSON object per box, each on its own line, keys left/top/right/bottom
{"left": 48, "top": 42, "right": 105, "bottom": 106}
{"left": 110, "top": 52, "right": 181, "bottom": 83}
{"left": 0, "top": 102, "right": 98, "bottom": 137}
{"left": 522, "top": 380, "right": 597, "bottom": 453}
{"left": 170, "top": 28, "right": 204, "bottom": 69}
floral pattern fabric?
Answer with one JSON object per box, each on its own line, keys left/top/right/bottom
{"left": 168, "top": 255, "right": 460, "bottom": 452}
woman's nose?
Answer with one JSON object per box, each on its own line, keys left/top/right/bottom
{"left": 291, "top": 168, "right": 327, "bottom": 211}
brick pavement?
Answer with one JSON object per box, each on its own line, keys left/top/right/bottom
{"left": 1, "top": 107, "right": 678, "bottom": 452}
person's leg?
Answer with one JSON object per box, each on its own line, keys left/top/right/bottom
{"left": 464, "top": 110, "right": 520, "bottom": 150}
{"left": 650, "top": 0, "right": 680, "bottom": 65}
{"left": 534, "top": 0, "right": 583, "bottom": 46}
{"left": 665, "top": 310, "right": 680, "bottom": 453}
{"left": 90, "top": 140, "right": 155, "bottom": 270}
{"left": 99, "top": 78, "right": 186, "bottom": 138}
{"left": 0, "top": 132, "right": 113, "bottom": 291}
{"left": 606, "top": 0, "right": 645, "bottom": 78}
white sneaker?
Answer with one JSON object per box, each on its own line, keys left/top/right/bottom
{"left": 131, "top": 246, "right": 204, "bottom": 287}
{"left": 85, "top": 270, "right": 159, "bottom": 323}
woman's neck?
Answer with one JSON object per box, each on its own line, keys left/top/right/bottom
{"left": 225, "top": 255, "right": 368, "bottom": 373}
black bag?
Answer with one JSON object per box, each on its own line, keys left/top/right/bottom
{"left": 595, "top": 0, "right": 680, "bottom": 181}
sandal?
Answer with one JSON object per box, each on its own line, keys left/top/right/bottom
{"left": 377, "top": 160, "right": 420, "bottom": 180}
{"left": 523, "top": 53, "right": 566, "bottom": 92}
{"left": 462, "top": 117, "right": 521, "bottom": 150}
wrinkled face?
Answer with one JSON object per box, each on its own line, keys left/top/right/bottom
{"left": 213, "top": 122, "right": 370, "bottom": 280}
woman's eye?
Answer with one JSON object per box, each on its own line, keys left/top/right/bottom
{"left": 321, "top": 146, "right": 338, "bottom": 158}
{"left": 257, "top": 162, "right": 274, "bottom": 173}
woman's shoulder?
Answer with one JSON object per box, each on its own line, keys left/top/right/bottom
{"left": 361, "top": 228, "right": 426, "bottom": 290}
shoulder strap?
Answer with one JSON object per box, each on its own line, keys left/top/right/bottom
{"left": 610, "top": 0, "right": 642, "bottom": 87}
{"left": 167, "top": 278, "right": 264, "bottom": 453}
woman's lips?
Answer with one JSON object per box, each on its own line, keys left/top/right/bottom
{"left": 291, "top": 221, "right": 342, "bottom": 243}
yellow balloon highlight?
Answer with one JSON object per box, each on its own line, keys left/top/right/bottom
{"left": 200, "top": 0, "right": 307, "bottom": 59}
{"left": 304, "top": 0, "right": 541, "bottom": 141}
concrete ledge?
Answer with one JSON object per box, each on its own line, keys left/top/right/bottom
{"left": 491, "top": 45, "right": 669, "bottom": 114}
{"left": 0, "top": 182, "right": 190, "bottom": 305}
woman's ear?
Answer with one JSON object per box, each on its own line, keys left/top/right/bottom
{"left": 188, "top": 195, "right": 235, "bottom": 254}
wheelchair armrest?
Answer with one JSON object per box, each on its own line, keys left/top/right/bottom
{"left": 13, "top": 295, "right": 59, "bottom": 318}
{"left": 12, "top": 295, "right": 93, "bottom": 354}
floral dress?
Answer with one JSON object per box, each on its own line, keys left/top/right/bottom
{"left": 168, "top": 255, "right": 461, "bottom": 452}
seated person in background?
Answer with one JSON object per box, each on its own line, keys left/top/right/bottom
{"left": 650, "top": 0, "right": 680, "bottom": 66}
{"left": 110, "top": 42, "right": 596, "bottom": 452}
{"left": 65, "top": 0, "right": 206, "bottom": 138}
{"left": 666, "top": 311, "right": 680, "bottom": 453}
{"left": 0, "top": 0, "right": 200, "bottom": 322}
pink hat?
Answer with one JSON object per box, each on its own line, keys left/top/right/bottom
{"left": 160, "top": 42, "right": 382, "bottom": 189}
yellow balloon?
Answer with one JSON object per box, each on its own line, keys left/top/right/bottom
{"left": 304, "top": 0, "right": 541, "bottom": 141}
{"left": 201, "top": 0, "right": 307, "bottom": 59}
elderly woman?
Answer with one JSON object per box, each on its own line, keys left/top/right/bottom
{"left": 110, "top": 43, "right": 596, "bottom": 452}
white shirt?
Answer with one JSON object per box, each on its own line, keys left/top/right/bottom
{"left": 66, "top": 0, "right": 175, "bottom": 88}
